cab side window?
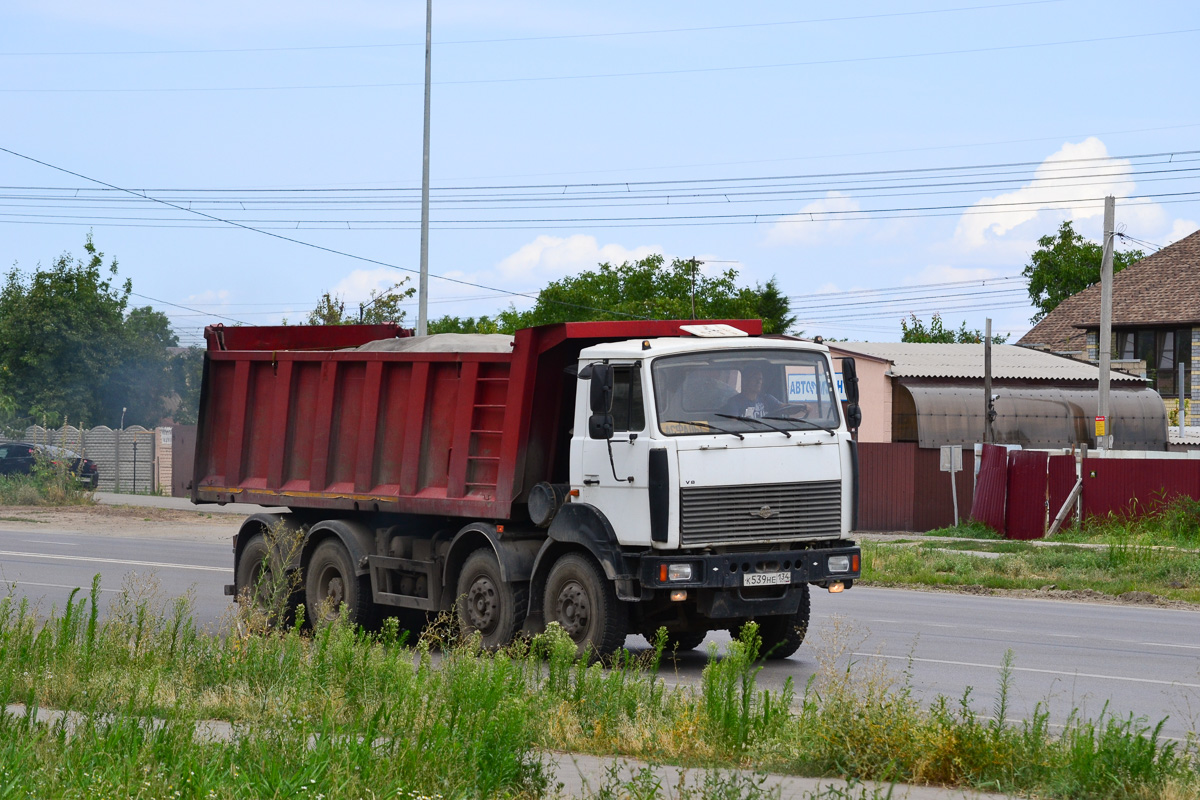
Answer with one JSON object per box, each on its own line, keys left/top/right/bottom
{"left": 610, "top": 366, "right": 646, "bottom": 433}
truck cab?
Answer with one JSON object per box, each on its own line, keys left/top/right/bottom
{"left": 531, "top": 330, "right": 861, "bottom": 656}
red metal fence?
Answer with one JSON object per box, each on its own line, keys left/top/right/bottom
{"left": 858, "top": 442, "right": 975, "bottom": 532}
{"left": 1081, "top": 457, "right": 1200, "bottom": 519}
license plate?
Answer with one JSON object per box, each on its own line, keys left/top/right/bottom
{"left": 743, "top": 571, "right": 790, "bottom": 587}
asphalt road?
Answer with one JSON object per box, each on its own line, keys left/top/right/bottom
{"left": 3, "top": 524, "right": 1198, "bottom": 744}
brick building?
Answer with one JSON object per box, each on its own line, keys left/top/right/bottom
{"left": 1018, "top": 228, "right": 1200, "bottom": 425}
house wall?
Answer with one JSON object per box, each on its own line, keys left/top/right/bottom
{"left": 829, "top": 349, "right": 892, "bottom": 442}
{"left": 1192, "top": 328, "right": 1200, "bottom": 427}
{"left": 852, "top": 357, "right": 893, "bottom": 442}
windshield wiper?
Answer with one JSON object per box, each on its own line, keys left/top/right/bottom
{"left": 663, "top": 419, "right": 744, "bottom": 440}
{"left": 762, "top": 416, "right": 837, "bottom": 436}
{"left": 716, "top": 413, "right": 790, "bottom": 438}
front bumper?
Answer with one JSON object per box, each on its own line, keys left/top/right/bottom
{"left": 639, "top": 543, "right": 860, "bottom": 591}
{"left": 635, "top": 543, "right": 860, "bottom": 619}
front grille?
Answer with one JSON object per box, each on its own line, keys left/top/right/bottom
{"left": 680, "top": 481, "right": 842, "bottom": 546}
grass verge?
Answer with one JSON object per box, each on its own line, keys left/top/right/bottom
{"left": 868, "top": 497, "right": 1200, "bottom": 602}
{"left": 0, "top": 453, "right": 95, "bottom": 506}
{"left": 0, "top": 577, "right": 1196, "bottom": 799}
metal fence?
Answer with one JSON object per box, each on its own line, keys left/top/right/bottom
{"left": 17, "top": 425, "right": 171, "bottom": 493}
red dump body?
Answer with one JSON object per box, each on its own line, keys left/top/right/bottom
{"left": 194, "top": 319, "right": 762, "bottom": 519}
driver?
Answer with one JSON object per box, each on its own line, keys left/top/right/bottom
{"left": 720, "top": 366, "right": 782, "bottom": 419}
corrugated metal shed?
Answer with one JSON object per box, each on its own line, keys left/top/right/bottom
{"left": 832, "top": 342, "right": 1141, "bottom": 382}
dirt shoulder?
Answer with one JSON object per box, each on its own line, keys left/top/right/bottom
{"left": 0, "top": 504, "right": 238, "bottom": 544}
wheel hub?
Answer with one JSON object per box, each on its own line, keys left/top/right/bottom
{"left": 466, "top": 576, "right": 499, "bottom": 634}
{"left": 319, "top": 569, "right": 345, "bottom": 619}
{"left": 555, "top": 581, "right": 590, "bottom": 639}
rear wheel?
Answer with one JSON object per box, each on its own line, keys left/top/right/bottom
{"left": 543, "top": 553, "right": 627, "bottom": 658}
{"left": 235, "top": 533, "right": 279, "bottom": 622}
{"left": 730, "top": 584, "right": 810, "bottom": 660}
{"left": 306, "top": 539, "right": 376, "bottom": 627}
{"left": 456, "top": 548, "right": 527, "bottom": 649}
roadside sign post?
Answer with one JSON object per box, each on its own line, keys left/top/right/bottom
{"left": 940, "top": 444, "right": 963, "bottom": 526}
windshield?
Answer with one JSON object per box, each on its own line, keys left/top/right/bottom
{"left": 652, "top": 348, "right": 841, "bottom": 436}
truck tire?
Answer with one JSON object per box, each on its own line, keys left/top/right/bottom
{"left": 543, "top": 553, "right": 628, "bottom": 658}
{"left": 730, "top": 584, "right": 810, "bottom": 661}
{"left": 456, "top": 548, "right": 527, "bottom": 649}
{"left": 235, "top": 533, "right": 278, "bottom": 622}
{"left": 306, "top": 539, "right": 376, "bottom": 628}
{"left": 640, "top": 627, "right": 708, "bottom": 653}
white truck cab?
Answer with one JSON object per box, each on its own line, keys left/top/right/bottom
{"left": 560, "top": 333, "right": 862, "bottom": 658}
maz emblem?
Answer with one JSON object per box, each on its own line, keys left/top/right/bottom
{"left": 751, "top": 506, "right": 777, "bottom": 519}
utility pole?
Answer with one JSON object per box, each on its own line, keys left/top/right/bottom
{"left": 1097, "top": 195, "right": 1115, "bottom": 449}
{"left": 417, "top": 0, "right": 433, "bottom": 336}
{"left": 689, "top": 257, "right": 698, "bottom": 319}
{"left": 983, "top": 317, "right": 994, "bottom": 444}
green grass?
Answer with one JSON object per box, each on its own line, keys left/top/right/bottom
{"left": 864, "top": 540, "right": 1200, "bottom": 602}
{"left": 0, "top": 576, "right": 1195, "bottom": 799}
{"left": 867, "top": 497, "right": 1200, "bottom": 603}
{"left": 0, "top": 453, "right": 95, "bottom": 507}
{"left": 924, "top": 520, "right": 1003, "bottom": 540}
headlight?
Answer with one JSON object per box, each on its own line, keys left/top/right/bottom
{"left": 828, "top": 556, "right": 850, "bottom": 573}
{"left": 667, "top": 564, "right": 693, "bottom": 581}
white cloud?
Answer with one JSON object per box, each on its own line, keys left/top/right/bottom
{"left": 328, "top": 267, "right": 406, "bottom": 304}
{"left": 183, "top": 289, "right": 231, "bottom": 305}
{"left": 952, "top": 137, "right": 1151, "bottom": 250}
{"left": 1165, "top": 218, "right": 1200, "bottom": 244}
{"left": 907, "top": 264, "right": 1000, "bottom": 284}
{"left": 496, "top": 235, "right": 661, "bottom": 281}
{"left": 765, "top": 192, "right": 864, "bottom": 245}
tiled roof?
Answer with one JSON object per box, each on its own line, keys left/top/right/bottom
{"left": 828, "top": 342, "right": 1141, "bottom": 382}
{"left": 1018, "top": 227, "right": 1200, "bottom": 352}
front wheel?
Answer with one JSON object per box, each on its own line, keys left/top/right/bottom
{"left": 543, "top": 553, "right": 627, "bottom": 658}
{"left": 730, "top": 584, "right": 810, "bottom": 660}
{"left": 305, "top": 539, "right": 376, "bottom": 628}
{"left": 456, "top": 548, "right": 527, "bottom": 649}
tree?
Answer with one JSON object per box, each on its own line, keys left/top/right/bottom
{"left": 470, "top": 255, "right": 795, "bottom": 334}
{"left": 306, "top": 279, "right": 416, "bottom": 325}
{"left": 1023, "top": 220, "right": 1144, "bottom": 323}
{"left": 900, "top": 313, "right": 1008, "bottom": 344}
{"left": 427, "top": 315, "right": 503, "bottom": 334}
{"left": 0, "top": 234, "right": 184, "bottom": 428}
{"left": 166, "top": 347, "right": 204, "bottom": 425}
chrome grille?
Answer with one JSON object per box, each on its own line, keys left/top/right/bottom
{"left": 680, "top": 481, "right": 842, "bottom": 545}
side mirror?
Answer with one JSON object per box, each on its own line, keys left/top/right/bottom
{"left": 845, "top": 403, "right": 862, "bottom": 430}
{"left": 841, "top": 358, "right": 860, "bottom": 405}
{"left": 589, "top": 363, "right": 614, "bottom": 414}
{"left": 588, "top": 413, "right": 614, "bottom": 440}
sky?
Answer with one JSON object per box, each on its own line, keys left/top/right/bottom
{"left": 2, "top": 0, "right": 1198, "bottom": 347}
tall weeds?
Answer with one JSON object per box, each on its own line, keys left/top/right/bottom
{"left": 0, "top": 579, "right": 1194, "bottom": 799}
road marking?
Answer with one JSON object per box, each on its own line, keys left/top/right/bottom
{"left": 853, "top": 652, "right": 1200, "bottom": 689}
{"left": 12, "top": 581, "right": 118, "bottom": 593}
{"left": 0, "top": 549, "right": 229, "bottom": 573}
{"left": 1142, "top": 642, "right": 1200, "bottom": 650}
{"left": 22, "top": 540, "right": 79, "bottom": 547}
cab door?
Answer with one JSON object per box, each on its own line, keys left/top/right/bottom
{"left": 575, "top": 362, "right": 653, "bottom": 545}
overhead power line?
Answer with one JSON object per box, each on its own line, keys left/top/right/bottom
{"left": 0, "top": 3, "right": 1065, "bottom": 56}
{"left": 6, "top": 149, "right": 1196, "bottom": 194}
{"left": 3, "top": 27, "right": 1194, "bottom": 93}
{"left": 0, "top": 146, "right": 645, "bottom": 321}
{"left": 4, "top": 163, "right": 1198, "bottom": 214}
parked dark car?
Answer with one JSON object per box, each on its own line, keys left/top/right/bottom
{"left": 0, "top": 442, "right": 99, "bottom": 489}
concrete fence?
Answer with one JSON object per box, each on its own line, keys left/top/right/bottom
{"left": 18, "top": 425, "right": 171, "bottom": 493}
